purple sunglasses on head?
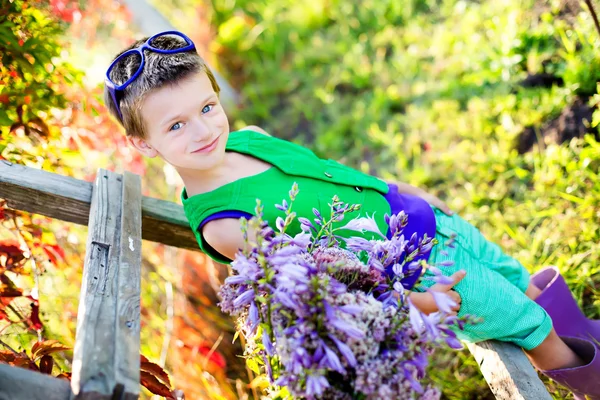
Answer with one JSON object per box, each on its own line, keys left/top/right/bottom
{"left": 105, "top": 30, "right": 196, "bottom": 121}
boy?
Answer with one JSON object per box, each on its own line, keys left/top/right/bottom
{"left": 104, "top": 31, "right": 599, "bottom": 398}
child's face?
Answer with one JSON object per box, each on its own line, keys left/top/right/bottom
{"left": 130, "top": 71, "right": 230, "bottom": 174}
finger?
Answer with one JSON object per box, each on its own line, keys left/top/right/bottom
{"left": 426, "top": 195, "right": 454, "bottom": 216}
{"left": 437, "top": 270, "right": 466, "bottom": 291}
{"left": 440, "top": 203, "right": 454, "bottom": 216}
{"left": 435, "top": 199, "right": 454, "bottom": 216}
{"left": 449, "top": 291, "right": 461, "bottom": 304}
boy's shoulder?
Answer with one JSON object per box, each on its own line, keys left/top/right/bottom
{"left": 239, "top": 125, "right": 270, "bottom": 136}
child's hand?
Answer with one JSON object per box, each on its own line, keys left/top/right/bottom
{"left": 409, "top": 270, "right": 466, "bottom": 315}
{"left": 393, "top": 181, "right": 454, "bottom": 216}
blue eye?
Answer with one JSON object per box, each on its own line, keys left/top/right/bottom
{"left": 202, "top": 104, "right": 213, "bottom": 114}
{"left": 170, "top": 122, "right": 183, "bottom": 131}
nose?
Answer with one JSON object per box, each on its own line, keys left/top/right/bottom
{"left": 189, "top": 117, "right": 213, "bottom": 142}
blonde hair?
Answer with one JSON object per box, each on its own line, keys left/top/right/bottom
{"left": 104, "top": 34, "right": 221, "bottom": 139}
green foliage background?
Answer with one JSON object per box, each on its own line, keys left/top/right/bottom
{"left": 202, "top": 0, "right": 600, "bottom": 397}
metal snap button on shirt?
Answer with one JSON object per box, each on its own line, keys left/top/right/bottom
{"left": 324, "top": 172, "right": 333, "bottom": 178}
{"left": 355, "top": 186, "right": 362, "bottom": 192}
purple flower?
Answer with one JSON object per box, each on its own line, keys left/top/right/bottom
{"left": 290, "top": 232, "right": 312, "bottom": 247}
{"left": 338, "top": 304, "right": 362, "bottom": 316}
{"left": 224, "top": 274, "right": 247, "bottom": 285}
{"left": 248, "top": 301, "right": 259, "bottom": 333}
{"left": 319, "top": 344, "right": 345, "bottom": 373}
{"left": 263, "top": 355, "right": 274, "bottom": 382}
{"left": 275, "top": 291, "right": 298, "bottom": 309}
{"left": 329, "top": 334, "right": 357, "bottom": 367}
{"left": 306, "top": 374, "right": 329, "bottom": 397}
{"left": 344, "top": 236, "right": 372, "bottom": 252}
{"left": 338, "top": 213, "right": 385, "bottom": 237}
{"left": 368, "top": 256, "right": 384, "bottom": 272}
{"left": 233, "top": 289, "right": 255, "bottom": 308}
{"left": 276, "top": 216, "right": 285, "bottom": 231}
{"left": 262, "top": 330, "right": 274, "bottom": 356}
{"left": 393, "top": 281, "right": 405, "bottom": 296}
{"left": 275, "top": 199, "right": 289, "bottom": 212}
{"left": 430, "top": 290, "right": 457, "bottom": 314}
{"left": 408, "top": 300, "right": 425, "bottom": 332}
{"left": 221, "top": 193, "right": 466, "bottom": 399}
{"left": 331, "top": 319, "right": 364, "bottom": 339}
{"left": 278, "top": 263, "right": 310, "bottom": 282}
{"left": 323, "top": 301, "right": 364, "bottom": 339}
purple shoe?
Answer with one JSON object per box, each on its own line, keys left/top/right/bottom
{"left": 541, "top": 337, "right": 600, "bottom": 400}
{"left": 532, "top": 266, "right": 600, "bottom": 342}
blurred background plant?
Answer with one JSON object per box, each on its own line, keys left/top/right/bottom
{"left": 1, "top": 0, "right": 599, "bottom": 398}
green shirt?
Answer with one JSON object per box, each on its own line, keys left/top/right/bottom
{"left": 181, "top": 129, "right": 392, "bottom": 264}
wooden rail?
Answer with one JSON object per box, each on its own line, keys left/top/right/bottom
{"left": 0, "top": 160, "right": 197, "bottom": 251}
{"left": 0, "top": 161, "right": 553, "bottom": 399}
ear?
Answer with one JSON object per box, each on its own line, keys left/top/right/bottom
{"left": 127, "top": 136, "right": 158, "bottom": 158}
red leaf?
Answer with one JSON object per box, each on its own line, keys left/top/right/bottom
{"left": 27, "top": 297, "right": 43, "bottom": 331}
{"left": 1, "top": 274, "right": 23, "bottom": 305}
{"left": 42, "top": 244, "right": 66, "bottom": 265}
{"left": 140, "top": 371, "right": 176, "bottom": 400}
{"left": 196, "top": 345, "right": 226, "bottom": 369}
{"left": 39, "top": 354, "right": 54, "bottom": 374}
{"left": 31, "top": 340, "right": 70, "bottom": 360}
{"left": 140, "top": 354, "right": 171, "bottom": 387}
{"left": 0, "top": 240, "right": 26, "bottom": 270}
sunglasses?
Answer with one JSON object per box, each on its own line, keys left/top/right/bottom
{"left": 105, "top": 30, "right": 196, "bottom": 121}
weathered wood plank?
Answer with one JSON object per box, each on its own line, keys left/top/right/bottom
{"left": 0, "top": 160, "right": 198, "bottom": 251}
{"left": 0, "top": 362, "right": 71, "bottom": 400}
{"left": 70, "top": 169, "right": 129, "bottom": 397}
{"left": 467, "top": 341, "right": 552, "bottom": 400}
{"left": 115, "top": 171, "right": 142, "bottom": 395}
{"left": 0, "top": 160, "right": 92, "bottom": 225}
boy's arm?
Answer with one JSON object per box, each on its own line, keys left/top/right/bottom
{"left": 202, "top": 218, "right": 253, "bottom": 261}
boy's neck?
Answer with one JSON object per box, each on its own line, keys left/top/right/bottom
{"left": 178, "top": 155, "right": 233, "bottom": 197}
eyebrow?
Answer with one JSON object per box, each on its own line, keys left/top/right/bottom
{"left": 160, "top": 94, "right": 217, "bottom": 127}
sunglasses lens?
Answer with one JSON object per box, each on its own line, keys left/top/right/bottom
{"left": 148, "top": 33, "right": 190, "bottom": 51}
{"left": 110, "top": 51, "right": 142, "bottom": 86}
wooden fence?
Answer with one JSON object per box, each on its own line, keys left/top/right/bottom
{"left": 0, "top": 161, "right": 552, "bottom": 399}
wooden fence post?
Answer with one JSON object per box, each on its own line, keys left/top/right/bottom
{"left": 70, "top": 169, "right": 142, "bottom": 399}
{"left": 467, "top": 341, "right": 552, "bottom": 400}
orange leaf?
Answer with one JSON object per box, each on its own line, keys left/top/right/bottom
{"left": 0, "top": 350, "right": 37, "bottom": 370}
{"left": 56, "top": 372, "right": 72, "bottom": 381}
{"left": 140, "top": 370, "right": 176, "bottom": 400}
{"left": 140, "top": 354, "right": 171, "bottom": 387}
{"left": 31, "top": 340, "right": 71, "bottom": 360}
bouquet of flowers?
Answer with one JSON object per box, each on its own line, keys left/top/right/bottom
{"left": 219, "top": 184, "right": 468, "bottom": 400}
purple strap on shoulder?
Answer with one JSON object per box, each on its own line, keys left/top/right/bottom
{"left": 199, "top": 210, "right": 254, "bottom": 230}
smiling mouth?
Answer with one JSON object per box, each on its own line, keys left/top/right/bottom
{"left": 191, "top": 135, "right": 220, "bottom": 153}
